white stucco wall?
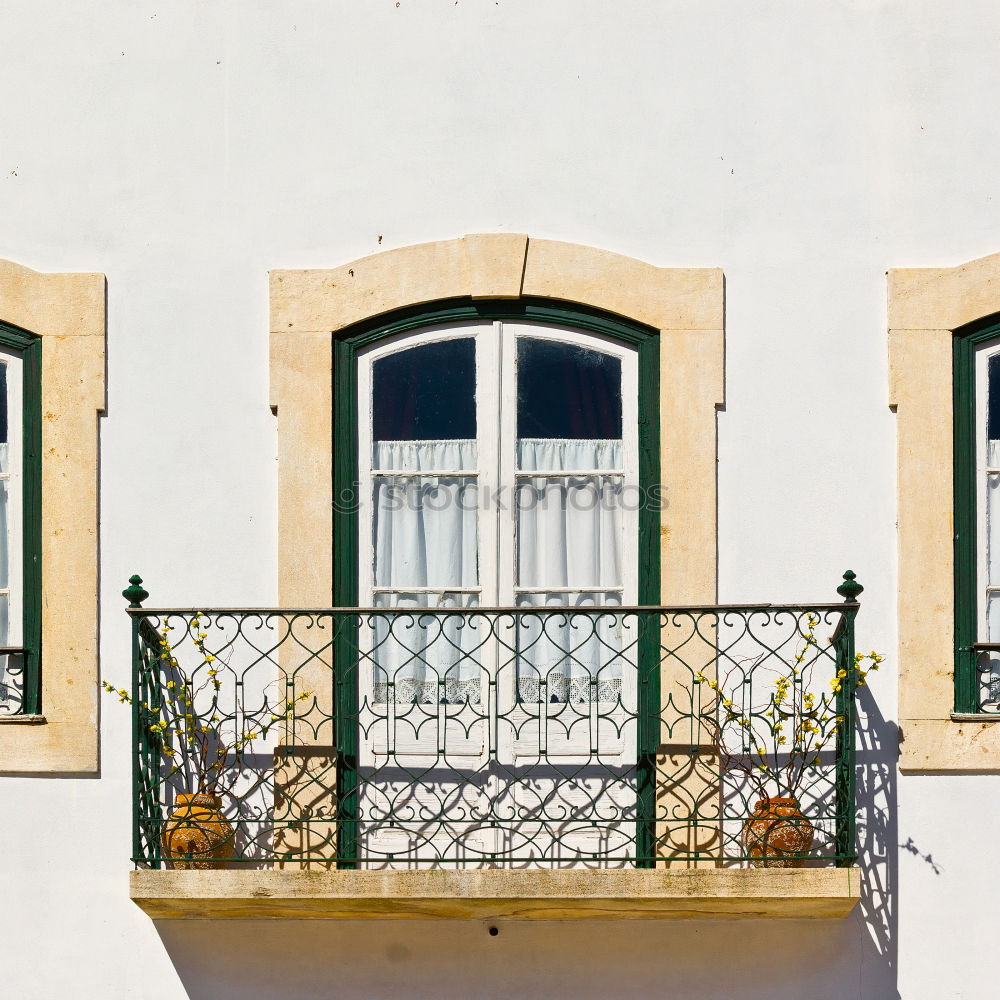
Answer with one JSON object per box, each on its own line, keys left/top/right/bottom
{"left": 0, "top": 1, "right": 995, "bottom": 997}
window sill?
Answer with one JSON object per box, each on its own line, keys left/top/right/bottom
{"left": 130, "top": 867, "right": 859, "bottom": 920}
{"left": 900, "top": 717, "right": 1000, "bottom": 771}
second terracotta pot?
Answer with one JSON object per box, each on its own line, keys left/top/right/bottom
{"left": 161, "top": 792, "right": 234, "bottom": 869}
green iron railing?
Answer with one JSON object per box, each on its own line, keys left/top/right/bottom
{"left": 126, "top": 572, "right": 863, "bottom": 869}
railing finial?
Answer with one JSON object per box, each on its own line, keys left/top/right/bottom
{"left": 836, "top": 569, "right": 863, "bottom": 602}
{"left": 123, "top": 574, "right": 149, "bottom": 608}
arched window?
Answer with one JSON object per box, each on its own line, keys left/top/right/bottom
{"left": 891, "top": 252, "right": 1000, "bottom": 770}
{"left": 953, "top": 317, "right": 1000, "bottom": 714}
{"left": 0, "top": 322, "right": 40, "bottom": 719}
{"left": 354, "top": 313, "right": 646, "bottom": 706}
{"left": 334, "top": 300, "right": 660, "bottom": 863}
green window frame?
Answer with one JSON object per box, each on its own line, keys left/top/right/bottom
{"left": 330, "top": 296, "right": 662, "bottom": 865}
{"left": 332, "top": 296, "right": 661, "bottom": 608}
{"left": 0, "top": 319, "right": 41, "bottom": 716}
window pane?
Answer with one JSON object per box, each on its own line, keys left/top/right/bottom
{"left": 515, "top": 476, "right": 623, "bottom": 589}
{"left": 514, "top": 594, "right": 626, "bottom": 704}
{"left": 517, "top": 438, "right": 621, "bottom": 472}
{"left": 516, "top": 338, "right": 621, "bottom": 442}
{"left": 373, "top": 338, "right": 476, "bottom": 450}
{"left": 989, "top": 473, "right": 1000, "bottom": 587}
{"left": 373, "top": 476, "right": 479, "bottom": 588}
{"left": 0, "top": 364, "right": 7, "bottom": 474}
{"left": 0, "top": 479, "right": 8, "bottom": 589}
{"left": 0, "top": 593, "right": 16, "bottom": 714}
{"left": 989, "top": 353, "right": 1000, "bottom": 447}
{"left": 374, "top": 439, "right": 476, "bottom": 472}
{"left": 372, "top": 592, "right": 481, "bottom": 705}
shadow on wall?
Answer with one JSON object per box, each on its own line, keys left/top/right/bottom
{"left": 152, "top": 693, "right": 900, "bottom": 1000}
{"left": 854, "top": 686, "right": 901, "bottom": 999}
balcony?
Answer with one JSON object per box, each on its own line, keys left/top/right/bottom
{"left": 125, "top": 573, "right": 864, "bottom": 919}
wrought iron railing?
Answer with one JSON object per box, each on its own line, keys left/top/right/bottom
{"left": 126, "top": 572, "right": 863, "bottom": 869}
{"left": 0, "top": 647, "right": 31, "bottom": 716}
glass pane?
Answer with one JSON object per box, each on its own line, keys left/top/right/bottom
{"left": 0, "top": 363, "right": 7, "bottom": 446}
{"left": 373, "top": 476, "right": 479, "bottom": 589}
{"left": 515, "top": 476, "right": 622, "bottom": 589}
{"left": 983, "top": 593, "right": 1000, "bottom": 711}
{"left": 977, "top": 647, "right": 1000, "bottom": 713}
{"left": 989, "top": 353, "right": 1000, "bottom": 454}
{"left": 0, "top": 363, "right": 7, "bottom": 474}
{"left": 0, "top": 479, "right": 8, "bottom": 589}
{"left": 374, "top": 439, "right": 477, "bottom": 473}
{"left": 989, "top": 474, "right": 1000, "bottom": 587}
{"left": 372, "top": 592, "right": 481, "bottom": 704}
{"left": 516, "top": 338, "right": 621, "bottom": 444}
{"left": 988, "top": 591, "right": 1000, "bottom": 643}
{"left": 517, "top": 438, "right": 621, "bottom": 472}
{"left": 514, "top": 593, "right": 626, "bottom": 703}
{"left": 373, "top": 338, "right": 476, "bottom": 458}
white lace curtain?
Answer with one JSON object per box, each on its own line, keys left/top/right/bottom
{"left": 0, "top": 441, "right": 14, "bottom": 712}
{"left": 372, "top": 438, "right": 625, "bottom": 703}
{"left": 373, "top": 439, "right": 480, "bottom": 703}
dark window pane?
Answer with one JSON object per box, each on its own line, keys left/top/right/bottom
{"left": 517, "top": 338, "right": 622, "bottom": 439}
{"left": 373, "top": 338, "right": 476, "bottom": 441}
{"left": 990, "top": 353, "right": 1000, "bottom": 442}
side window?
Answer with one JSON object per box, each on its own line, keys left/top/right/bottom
{"left": 891, "top": 254, "right": 1000, "bottom": 769}
{"left": 0, "top": 333, "right": 39, "bottom": 718}
{"left": 0, "top": 263, "right": 104, "bottom": 775}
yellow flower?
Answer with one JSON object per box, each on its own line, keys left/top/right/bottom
{"left": 204, "top": 655, "right": 216, "bottom": 663}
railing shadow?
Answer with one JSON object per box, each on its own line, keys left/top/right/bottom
{"left": 853, "top": 684, "right": 900, "bottom": 998}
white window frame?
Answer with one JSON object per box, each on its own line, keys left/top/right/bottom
{"left": 356, "top": 319, "right": 639, "bottom": 765}
{"left": 0, "top": 346, "right": 22, "bottom": 657}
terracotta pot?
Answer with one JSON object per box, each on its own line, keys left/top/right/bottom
{"left": 162, "top": 793, "right": 234, "bottom": 869}
{"left": 742, "top": 797, "right": 814, "bottom": 868}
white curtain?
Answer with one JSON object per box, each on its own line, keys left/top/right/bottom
{"left": 516, "top": 439, "right": 626, "bottom": 704}
{"left": 984, "top": 440, "right": 1000, "bottom": 708}
{"left": 370, "top": 438, "right": 628, "bottom": 705}
{"left": 0, "top": 442, "right": 13, "bottom": 712}
{"left": 372, "top": 440, "right": 481, "bottom": 703}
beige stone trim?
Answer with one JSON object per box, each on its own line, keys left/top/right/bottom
{"left": 270, "top": 235, "right": 724, "bottom": 608}
{"left": 131, "top": 866, "right": 859, "bottom": 920}
{"left": 0, "top": 259, "right": 105, "bottom": 773}
{"left": 889, "top": 252, "right": 1000, "bottom": 771}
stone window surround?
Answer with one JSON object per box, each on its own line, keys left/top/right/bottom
{"left": 0, "top": 259, "right": 106, "bottom": 774}
{"left": 268, "top": 233, "right": 724, "bottom": 613}
{"left": 890, "top": 251, "right": 1000, "bottom": 771}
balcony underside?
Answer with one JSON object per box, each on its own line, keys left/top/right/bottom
{"left": 131, "top": 867, "right": 860, "bottom": 920}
